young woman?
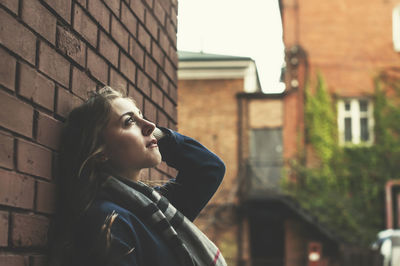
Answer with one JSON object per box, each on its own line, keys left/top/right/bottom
{"left": 50, "top": 87, "right": 227, "bottom": 266}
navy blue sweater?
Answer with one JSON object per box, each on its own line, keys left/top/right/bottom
{"left": 76, "top": 129, "right": 225, "bottom": 266}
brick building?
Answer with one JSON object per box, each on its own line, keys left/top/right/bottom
{"left": 281, "top": 0, "right": 400, "bottom": 153}
{"left": 177, "top": 51, "right": 261, "bottom": 265}
{"left": 279, "top": 0, "right": 400, "bottom": 264}
{"left": 177, "top": 51, "right": 343, "bottom": 266}
{"left": 0, "top": 0, "right": 178, "bottom": 264}
{"left": 177, "top": 0, "right": 400, "bottom": 264}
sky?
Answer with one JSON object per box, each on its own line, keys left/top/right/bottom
{"left": 177, "top": 0, "right": 286, "bottom": 93}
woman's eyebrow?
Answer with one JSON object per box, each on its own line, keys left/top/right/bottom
{"left": 119, "top": 110, "right": 143, "bottom": 121}
{"left": 119, "top": 111, "right": 134, "bottom": 121}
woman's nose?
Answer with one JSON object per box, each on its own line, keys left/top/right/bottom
{"left": 141, "top": 119, "right": 156, "bottom": 136}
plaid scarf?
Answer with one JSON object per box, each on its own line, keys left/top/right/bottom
{"left": 100, "top": 175, "right": 227, "bottom": 266}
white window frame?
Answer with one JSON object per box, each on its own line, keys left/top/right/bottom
{"left": 393, "top": 5, "right": 400, "bottom": 52}
{"left": 337, "top": 99, "right": 374, "bottom": 146}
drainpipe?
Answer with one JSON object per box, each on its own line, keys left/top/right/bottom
{"left": 385, "top": 180, "right": 400, "bottom": 229}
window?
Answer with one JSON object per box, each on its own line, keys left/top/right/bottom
{"left": 337, "top": 99, "right": 374, "bottom": 145}
{"left": 393, "top": 5, "right": 400, "bottom": 52}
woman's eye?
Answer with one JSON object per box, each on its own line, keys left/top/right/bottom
{"left": 124, "top": 117, "right": 135, "bottom": 126}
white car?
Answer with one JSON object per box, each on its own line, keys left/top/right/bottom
{"left": 371, "top": 229, "right": 400, "bottom": 266}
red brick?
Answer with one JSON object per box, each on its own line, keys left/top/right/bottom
{"left": 151, "top": 86, "right": 163, "bottom": 107}
{"left": 87, "top": 48, "right": 108, "bottom": 84}
{"left": 72, "top": 67, "right": 97, "bottom": 99}
{"left": 0, "top": 169, "right": 35, "bottom": 209}
{"left": 0, "top": 46, "right": 16, "bottom": 90}
{"left": 169, "top": 84, "right": 177, "bottom": 104}
{"left": 43, "top": 0, "right": 72, "bottom": 23}
{"left": 138, "top": 24, "right": 151, "bottom": 53}
{"left": 164, "top": 95, "right": 176, "bottom": 120}
{"left": 145, "top": 0, "right": 153, "bottom": 8}
{"left": 129, "top": 37, "right": 144, "bottom": 67}
{"left": 57, "top": 26, "right": 86, "bottom": 67}
{"left": 36, "top": 180, "right": 56, "bottom": 213}
{"left": 109, "top": 67, "right": 128, "bottom": 93}
{"left": 37, "top": 112, "right": 62, "bottom": 150}
{"left": 0, "top": 132, "right": 13, "bottom": 169}
{"left": 145, "top": 12, "right": 158, "bottom": 39}
{"left": 0, "top": 90, "right": 33, "bottom": 138}
{"left": 136, "top": 69, "right": 151, "bottom": 96}
{"left": 158, "top": 71, "right": 168, "bottom": 93}
{"left": 130, "top": 0, "right": 145, "bottom": 23}
{"left": 121, "top": 2, "right": 137, "bottom": 36}
{"left": 159, "top": 30, "right": 170, "bottom": 53}
{"left": 166, "top": 19, "right": 176, "bottom": 46}
{"left": 73, "top": 4, "right": 98, "bottom": 47}
{"left": 120, "top": 52, "right": 136, "bottom": 83}
{"left": 57, "top": 87, "right": 84, "bottom": 118}
{"left": 0, "top": 0, "right": 19, "bottom": 14}
{"left": 170, "top": 5, "right": 177, "bottom": 27}
{"left": 103, "top": 0, "right": 120, "bottom": 17}
{"left": 22, "top": 0, "right": 57, "bottom": 44}
{"left": 76, "top": 0, "right": 86, "bottom": 7}
{"left": 39, "top": 42, "right": 70, "bottom": 87}
{"left": 111, "top": 15, "right": 129, "bottom": 51}
{"left": 0, "top": 255, "right": 28, "bottom": 266}
{"left": 157, "top": 109, "right": 168, "bottom": 127}
{"left": 164, "top": 58, "right": 176, "bottom": 84}
{"left": 0, "top": 210, "right": 8, "bottom": 246}
{"left": 19, "top": 63, "right": 55, "bottom": 111}
{"left": 154, "top": 1, "right": 166, "bottom": 25}
{"left": 88, "top": 0, "right": 110, "bottom": 31}
{"left": 169, "top": 47, "right": 178, "bottom": 67}
{"left": 128, "top": 84, "right": 144, "bottom": 111}
{"left": 30, "top": 255, "right": 47, "bottom": 266}
{"left": 144, "top": 98, "right": 156, "bottom": 123}
{"left": 99, "top": 31, "right": 119, "bottom": 66}
{"left": 11, "top": 213, "right": 49, "bottom": 247}
{"left": 0, "top": 8, "right": 36, "bottom": 64}
{"left": 17, "top": 139, "right": 52, "bottom": 180}
{"left": 158, "top": 0, "right": 171, "bottom": 14}
{"left": 145, "top": 55, "right": 158, "bottom": 82}
{"left": 152, "top": 41, "right": 164, "bottom": 67}
{"left": 168, "top": 120, "right": 177, "bottom": 131}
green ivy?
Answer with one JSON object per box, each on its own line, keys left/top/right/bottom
{"left": 283, "top": 73, "right": 400, "bottom": 246}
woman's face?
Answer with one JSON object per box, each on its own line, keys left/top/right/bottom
{"left": 102, "top": 97, "right": 161, "bottom": 179}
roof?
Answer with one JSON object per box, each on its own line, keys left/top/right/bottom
{"left": 177, "top": 50, "right": 262, "bottom": 92}
{"left": 178, "top": 50, "right": 253, "bottom": 62}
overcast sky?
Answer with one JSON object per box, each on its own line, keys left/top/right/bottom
{"left": 177, "top": 0, "right": 286, "bottom": 93}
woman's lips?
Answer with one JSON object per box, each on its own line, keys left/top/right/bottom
{"left": 146, "top": 138, "right": 158, "bottom": 148}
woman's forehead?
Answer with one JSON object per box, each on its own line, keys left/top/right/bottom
{"left": 110, "top": 98, "right": 139, "bottom": 116}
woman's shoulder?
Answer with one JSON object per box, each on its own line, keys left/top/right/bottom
{"left": 81, "top": 199, "right": 135, "bottom": 229}
{"left": 77, "top": 199, "right": 140, "bottom": 250}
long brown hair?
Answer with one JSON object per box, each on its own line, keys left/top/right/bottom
{"left": 50, "top": 86, "right": 129, "bottom": 265}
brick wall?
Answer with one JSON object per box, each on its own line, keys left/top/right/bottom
{"left": 282, "top": 0, "right": 400, "bottom": 95}
{"left": 178, "top": 78, "right": 244, "bottom": 205}
{"left": 280, "top": 0, "right": 400, "bottom": 161}
{"left": 0, "top": 0, "right": 178, "bottom": 263}
{"left": 178, "top": 78, "right": 244, "bottom": 263}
